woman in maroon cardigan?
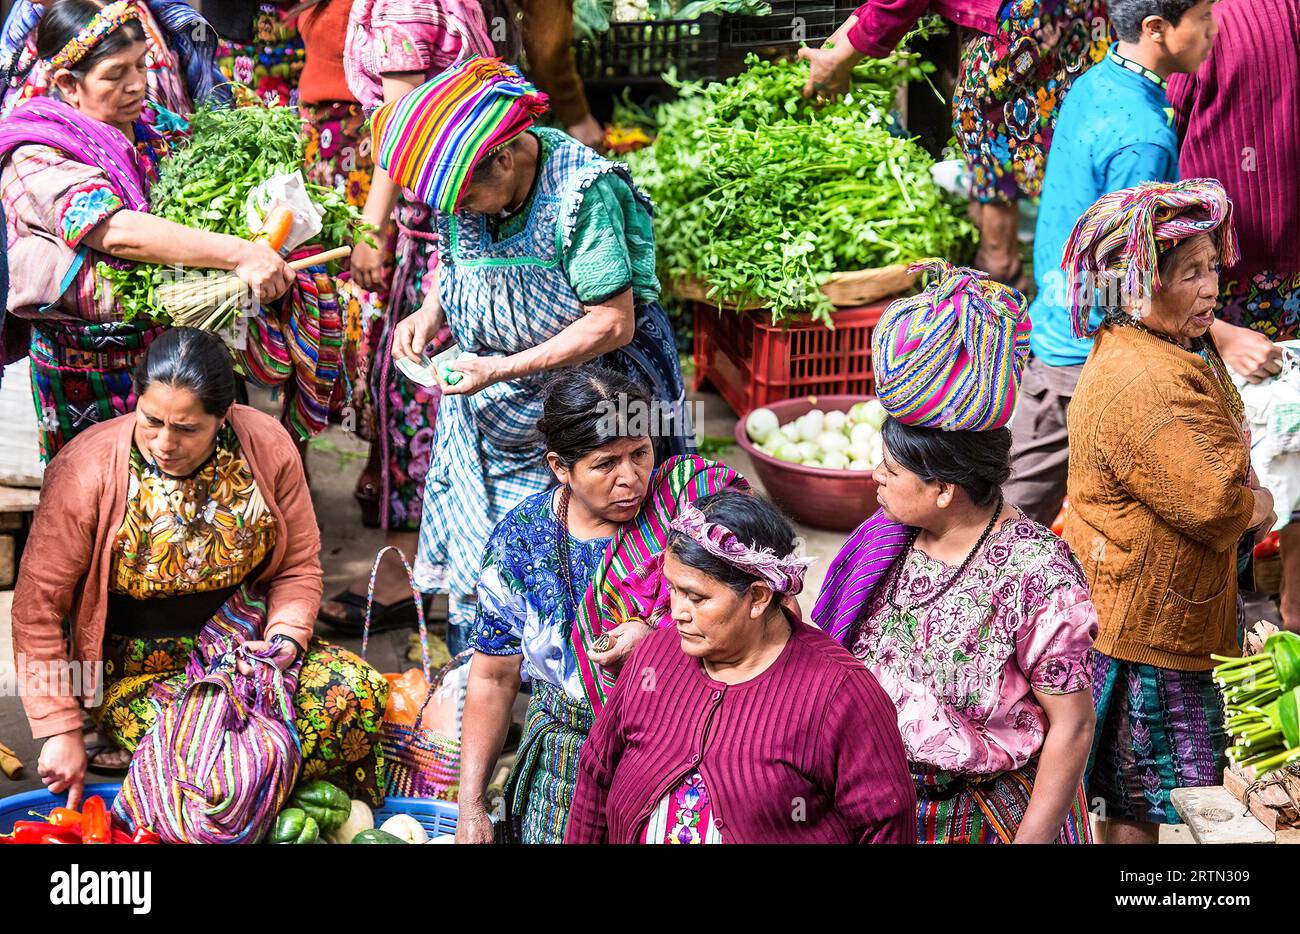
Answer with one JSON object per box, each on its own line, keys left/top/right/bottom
{"left": 566, "top": 492, "right": 915, "bottom": 844}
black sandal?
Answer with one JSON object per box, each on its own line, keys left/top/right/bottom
{"left": 85, "top": 741, "right": 131, "bottom": 777}
{"left": 317, "top": 588, "right": 419, "bottom": 635}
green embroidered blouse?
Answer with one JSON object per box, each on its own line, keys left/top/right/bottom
{"left": 487, "top": 130, "right": 660, "bottom": 305}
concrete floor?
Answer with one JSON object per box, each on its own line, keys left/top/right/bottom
{"left": 0, "top": 383, "right": 1267, "bottom": 844}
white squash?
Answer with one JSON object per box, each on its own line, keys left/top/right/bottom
{"left": 326, "top": 799, "right": 374, "bottom": 844}
{"left": 380, "top": 814, "right": 429, "bottom": 845}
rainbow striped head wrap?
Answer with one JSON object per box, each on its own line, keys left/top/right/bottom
{"left": 872, "top": 259, "right": 1031, "bottom": 432}
{"left": 371, "top": 56, "right": 550, "bottom": 214}
{"left": 45, "top": 1, "right": 140, "bottom": 72}
{"left": 1061, "top": 178, "right": 1240, "bottom": 339}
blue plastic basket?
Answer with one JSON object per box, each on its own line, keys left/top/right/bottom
{"left": 0, "top": 783, "right": 458, "bottom": 840}
{"left": 0, "top": 783, "right": 121, "bottom": 835}
{"left": 372, "top": 797, "right": 458, "bottom": 840}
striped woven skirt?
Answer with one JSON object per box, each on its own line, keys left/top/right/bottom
{"left": 1087, "top": 650, "right": 1227, "bottom": 824}
{"left": 914, "top": 761, "right": 1093, "bottom": 844}
{"left": 502, "top": 679, "right": 594, "bottom": 844}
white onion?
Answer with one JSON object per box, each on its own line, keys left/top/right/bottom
{"left": 797, "top": 441, "right": 821, "bottom": 462}
{"left": 846, "top": 442, "right": 872, "bottom": 463}
{"left": 798, "top": 410, "right": 825, "bottom": 442}
{"left": 773, "top": 444, "right": 803, "bottom": 463}
{"left": 824, "top": 411, "right": 848, "bottom": 432}
{"left": 778, "top": 423, "right": 803, "bottom": 444}
{"left": 822, "top": 451, "right": 850, "bottom": 470}
{"left": 860, "top": 399, "right": 888, "bottom": 430}
{"left": 848, "top": 459, "right": 874, "bottom": 471}
{"left": 850, "top": 423, "right": 877, "bottom": 447}
{"left": 745, "top": 407, "right": 780, "bottom": 444}
{"left": 817, "top": 431, "right": 850, "bottom": 454}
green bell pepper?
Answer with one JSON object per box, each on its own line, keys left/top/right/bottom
{"left": 269, "top": 808, "right": 319, "bottom": 845}
{"left": 289, "top": 780, "right": 351, "bottom": 833}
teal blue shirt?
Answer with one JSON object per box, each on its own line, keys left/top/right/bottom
{"left": 1028, "top": 51, "right": 1180, "bottom": 366}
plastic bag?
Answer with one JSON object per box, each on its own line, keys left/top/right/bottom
{"left": 384, "top": 668, "right": 429, "bottom": 727}
{"left": 244, "top": 170, "right": 323, "bottom": 254}
{"left": 1234, "top": 341, "right": 1300, "bottom": 529}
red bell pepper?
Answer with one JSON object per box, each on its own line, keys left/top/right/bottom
{"left": 81, "top": 796, "right": 111, "bottom": 844}
{"left": 47, "top": 807, "right": 82, "bottom": 830}
{"left": 1256, "top": 531, "right": 1281, "bottom": 560}
{"left": 132, "top": 827, "right": 160, "bottom": 844}
{"left": 39, "top": 834, "right": 73, "bottom": 844}
{"left": 8, "top": 822, "right": 49, "bottom": 844}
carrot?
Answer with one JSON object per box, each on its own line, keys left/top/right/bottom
{"left": 253, "top": 205, "right": 295, "bottom": 252}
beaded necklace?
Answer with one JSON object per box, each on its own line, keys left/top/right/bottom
{"left": 886, "top": 497, "right": 1004, "bottom": 613}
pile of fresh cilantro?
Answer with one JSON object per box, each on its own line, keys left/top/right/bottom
{"left": 625, "top": 41, "right": 974, "bottom": 324}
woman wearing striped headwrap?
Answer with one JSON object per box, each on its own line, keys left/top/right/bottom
{"left": 374, "top": 57, "right": 690, "bottom": 657}
{"left": 1062, "top": 179, "right": 1276, "bottom": 844}
{"left": 812, "top": 260, "right": 1100, "bottom": 844}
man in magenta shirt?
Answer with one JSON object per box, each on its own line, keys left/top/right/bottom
{"left": 799, "top": 0, "right": 1110, "bottom": 287}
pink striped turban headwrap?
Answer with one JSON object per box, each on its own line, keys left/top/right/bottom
{"left": 871, "top": 259, "right": 1031, "bottom": 432}
{"left": 372, "top": 56, "right": 549, "bottom": 214}
{"left": 1061, "top": 178, "right": 1240, "bottom": 339}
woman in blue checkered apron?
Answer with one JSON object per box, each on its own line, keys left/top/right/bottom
{"left": 377, "top": 59, "right": 689, "bottom": 653}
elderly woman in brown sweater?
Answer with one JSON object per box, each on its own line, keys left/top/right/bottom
{"left": 1063, "top": 180, "right": 1275, "bottom": 845}
{"left": 13, "top": 328, "right": 387, "bottom": 808}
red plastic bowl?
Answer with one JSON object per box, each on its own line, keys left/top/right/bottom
{"left": 733, "top": 395, "right": 880, "bottom": 532}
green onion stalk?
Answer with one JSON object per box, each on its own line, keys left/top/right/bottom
{"left": 1223, "top": 685, "right": 1300, "bottom": 774}
{"left": 1213, "top": 630, "right": 1300, "bottom": 710}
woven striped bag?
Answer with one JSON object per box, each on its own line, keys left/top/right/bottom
{"left": 112, "top": 588, "right": 303, "bottom": 844}
{"left": 362, "top": 547, "right": 467, "bottom": 801}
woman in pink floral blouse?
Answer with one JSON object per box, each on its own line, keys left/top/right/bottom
{"left": 819, "top": 419, "right": 1098, "bottom": 844}
{"left": 814, "top": 263, "right": 1097, "bottom": 843}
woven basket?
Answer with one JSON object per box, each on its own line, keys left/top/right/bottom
{"left": 361, "top": 547, "right": 470, "bottom": 801}
{"left": 1255, "top": 556, "right": 1283, "bottom": 597}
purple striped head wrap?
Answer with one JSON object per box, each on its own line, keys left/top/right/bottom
{"left": 670, "top": 503, "right": 814, "bottom": 595}
{"left": 872, "top": 259, "right": 1031, "bottom": 431}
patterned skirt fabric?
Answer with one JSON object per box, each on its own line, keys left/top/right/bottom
{"left": 367, "top": 199, "right": 446, "bottom": 530}
{"left": 953, "top": 0, "right": 1111, "bottom": 204}
{"left": 29, "top": 320, "right": 164, "bottom": 462}
{"left": 1216, "top": 269, "right": 1300, "bottom": 342}
{"left": 502, "top": 679, "right": 595, "bottom": 844}
{"left": 914, "top": 762, "right": 1093, "bottom": 844}
{"left": 300, "top": 100, "right": 384, "bottom": 435}
{"left": 1087, "top": 650, "right": 1227, "bottom": 824}
{"left": 95, "top": 598, "right": 390, "bottom": 807}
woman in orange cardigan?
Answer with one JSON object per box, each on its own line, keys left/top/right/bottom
{"left": 1063, "top": 181, "right": 1275, "bottom": 844}
{"left": 12, "top": 328, "right": 387, "bottom": 808}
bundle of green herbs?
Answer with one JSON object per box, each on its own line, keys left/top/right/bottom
{"left": 625, "top": 43, "right": 972, "bottom": 324}
{"left": 98, "top": 103, "right": 363, "bottom": 322}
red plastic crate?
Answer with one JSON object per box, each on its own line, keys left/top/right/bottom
{"left": 692, "top": 300, "right": 886, "bottom": 418}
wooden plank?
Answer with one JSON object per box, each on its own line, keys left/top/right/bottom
{"left": 0, "top": 486, "right": 39, "bottom": 515}
{"left": 670, "top": 265, "right": 919, "bottom": 310}
{"left": 1171, "top": 785, "right": 1275, "bottom": 844}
